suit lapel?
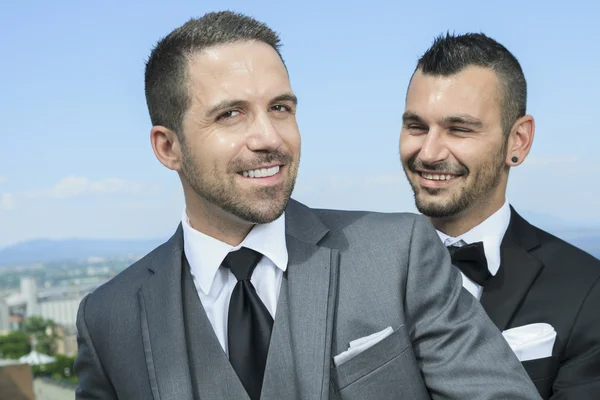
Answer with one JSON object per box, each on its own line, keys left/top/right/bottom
{"left": 259, "top": 269, "right": 297, "bottom": 399}
{"left": 261, "top": 200, "right": 338, "bottom": 400}
{"left": 138, "top": 226, "right": 194, "bottom": 400}
{"left": 480, "top": 208, "right": 544, "bottom": 331}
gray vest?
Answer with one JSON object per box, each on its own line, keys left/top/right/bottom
{"left": 180, "top": 257, "right": 304, "bottom": 400}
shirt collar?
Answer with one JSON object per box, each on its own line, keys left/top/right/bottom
{"left": 437, "top": 200, "right": 511, "bottom": 276}
{"left": 182, "top": 209, "right": 288, "bottom": 295}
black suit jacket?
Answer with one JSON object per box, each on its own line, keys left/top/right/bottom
{"left": 479, "top": 207, "right": 600, "bottom": 399}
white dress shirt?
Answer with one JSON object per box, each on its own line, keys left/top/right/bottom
{"left": 182, "top": 209, "right": 288, "bottom": 355}
{"left": 437, "top": 200, "right": 511, "bottom": 299}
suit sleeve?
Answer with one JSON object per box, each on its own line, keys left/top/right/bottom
{"left": 404, "top": 215, "right": 541, "bottom": 399}
{"left": 550, "top": 275, "right": 600, "bottom": 399}
{"left": 74, "top": 293, "right": 118, "bottom": 399}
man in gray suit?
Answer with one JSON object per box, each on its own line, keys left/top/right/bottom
{"left": 74, "top": 11, "right": 541, "bottom": 400}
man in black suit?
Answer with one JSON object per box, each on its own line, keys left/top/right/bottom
{"left": 399, "top": 32, "right": 600, "bottom": 399}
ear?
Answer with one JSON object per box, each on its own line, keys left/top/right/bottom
{"left": 150, "top": 125, "right": 183, "bottom": 172}
{"left": 506, "top": 115, "right": 535, "bottom": 167}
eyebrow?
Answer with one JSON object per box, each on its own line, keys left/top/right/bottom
{"left": 440, "top": 114, "right": 484, "bottom": 128}
{"left": 206, "top": 93, "right": 298, "bottom": 118}
{"left": 206, "top": 99, "right": 248, "bottom": 118}
{"left": 402, "top": 111, "right": 425, "bottom": 124}
{"left": 402, "top": 112, "right": 484, "bottom": 129}
{"left": 269, "top": 92, "right": 298, "bottom": 106}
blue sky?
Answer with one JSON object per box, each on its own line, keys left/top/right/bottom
{"left": 1, "top": 0, "right": 599, "bottom": 247}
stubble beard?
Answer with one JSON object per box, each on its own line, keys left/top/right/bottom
{"left": 181, "top": 145, "right": 299, "bottom": 224}
{"left": 404, "top": 140, "right": 508, "bottom": 219}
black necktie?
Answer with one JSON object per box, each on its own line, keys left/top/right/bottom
{"left": 447, "top": 242, "right": 491, "bottom": 286}
{"left": 222, "top": 247, "right": 273, "bottom": 400}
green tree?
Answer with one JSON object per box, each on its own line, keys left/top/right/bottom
{"left": 20, "top": 316, "right": 58, "bottom": 355}
{"left": 0, "top": 331, "right": 30, "bottom": 359}
{"left": 32, "top": 355, "right": 78, "bottom": 384}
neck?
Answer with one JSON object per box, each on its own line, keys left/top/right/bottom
{"left": 184, "top": 197, "right": 253, "bottom": 247}
{"left": 431, "top": 195, "right": 506, "bottom": 238}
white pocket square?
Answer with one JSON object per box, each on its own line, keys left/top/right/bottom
{"left": 333, "top": 326, "right": 394, "bottom": 367}
{"left": 502, "top": 323, "right": 556, "bottom": 362}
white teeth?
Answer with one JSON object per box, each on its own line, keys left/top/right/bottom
{"left": 241, "top": 165, "right": 280, "bottom": 178}
{"left": 422, "top": 173, "right": 454, "bottom": 181}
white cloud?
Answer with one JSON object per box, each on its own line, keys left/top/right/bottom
{"left": 0, "top": 193, "right": 15, "bottom": 210}
{"left": 51, "top": 176, "right": 89, "bottom": 199}
{"left": 0, "top": 176, "right": 6, "bottom": 184}
{"left": 89, "top": 178, "right": 146, "bottom": 195}
{"left": 26, "top": 176, "right": 159, "bottom": 200}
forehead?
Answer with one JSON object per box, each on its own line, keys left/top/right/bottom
{"left": 406, "top": 66, "right": 502, "bottom": 122}
{"left": 186, "top": 41, "right": 291, "bottom": 106}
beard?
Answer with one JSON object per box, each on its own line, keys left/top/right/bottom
{"left": 180, "top": 144, "right": 299, "bottom": 224}
{"left": 404, "top": 139, "right": 508, "bottom": 219}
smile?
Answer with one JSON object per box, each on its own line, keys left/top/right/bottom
{"left": 418, "top": 172, "right": 460, "bottom": 181}
{"left": 241, "top": 165, "right": 281, "bottom": 178}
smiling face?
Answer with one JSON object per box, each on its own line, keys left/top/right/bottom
{"left": 400, "top": 66, "right": 510, "bottom": 224}
{"left": 152, "top": 40, "right": 301, "bottom": 237}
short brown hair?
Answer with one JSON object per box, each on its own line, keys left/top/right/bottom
{"left": 144, "top": 11, "right": 283, "bottom": 137}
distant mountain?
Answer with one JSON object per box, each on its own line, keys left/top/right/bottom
{"left": 0, "top": 238, "right": 166, "bottom": 267}
{"left": 0, "top": 211, "right": 597, "bottom": 267}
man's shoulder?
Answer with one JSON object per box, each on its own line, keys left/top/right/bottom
{"left": 310, "top": 207, "right": 428, "bottom": 243}
{"left": 513, "top": 212, "right": 600, "bottom": 281}
{"left": 312, "top": 206, "right": 434, "bottom": 250}
{"left": 312, "top": 207, "right": 419, "bottom": 227}
{"left": 286, "top": 199, "right": 431, "bottom": 246}
{"left": 529, "top": 222, "right": 599, "bottom": 273}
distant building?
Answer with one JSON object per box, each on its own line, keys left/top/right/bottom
{"left": 0, "top": 298, "right": 9, "bottom": 334}
{"left": 39, "top": 296, "right": 83, "bottom": 329}
{"left": 20, "top": 277, "right": 39, "bottom": 317}
{"left": 5, "top": 277, "right": 97, "bottom": 331}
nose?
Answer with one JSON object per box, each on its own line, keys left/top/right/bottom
{"left": 247, "top": 112, "right": 283, "bottom": 152}
{"left": 418, "top": 129, "right": 449, "bottom": 165}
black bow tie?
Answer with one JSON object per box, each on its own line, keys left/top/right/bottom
{"left": 447, "top": 242, "right": 491, "bottom": 286}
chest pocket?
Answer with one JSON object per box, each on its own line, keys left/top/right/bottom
{"left": 330, "top": 326, "right": 429, "bottom": 399}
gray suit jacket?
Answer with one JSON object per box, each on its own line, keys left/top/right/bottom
{"left": 74, "top": 199, "right": 541, "bottom": 399}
